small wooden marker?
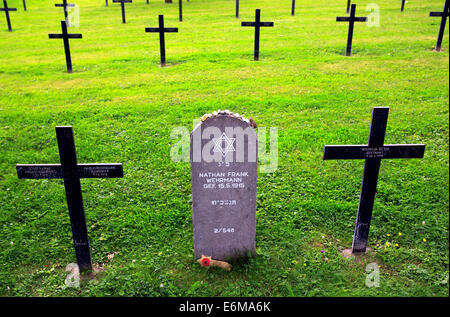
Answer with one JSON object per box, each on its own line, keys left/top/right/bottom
{"left": 55, "top": 0, "right": 75, "bottom": 26}
{"left": 241, "top": 9, "right": 274, "bottom": 61}
{"left": 429, "top": 0, "right": 449, "bottom": 51}
{"left": 0, "top": 0, "right": 17, "bottom": 32}
{"left": 16, "top": 127, "right": 123, "bottom": 272}
{"left": 323, "top": 107, "right": 425, "bottom": 254}
{"left": 113, "top": 0, "right": 132, "bottom": 24}
{"left": 336, "top": 4, "right": 368, "bottom": 56}
{"left": 48, "top": 20, "right": 82, "bottom": 73}
{"left": 145, "top": 15, "right": 178, "bottom": 66}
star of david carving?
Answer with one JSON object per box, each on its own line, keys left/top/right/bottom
{"left": 213, "top": 132, "right": 236, "bottom": 157}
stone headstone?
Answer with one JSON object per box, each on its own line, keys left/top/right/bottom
{"left": 190, "top": 110, "right": 258, "bottom": 261}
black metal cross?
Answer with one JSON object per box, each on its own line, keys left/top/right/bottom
{"left": 336, "top": 4, "right": 367, "bottom": 56}
{"left": 346, "top": 0, "right": 351, "bottom": 14}
{"left": 49, "top": 21, "right": 82, "bottom": 73}
{"left": 113, "top": 0, "right": 132, "bottom": 24}
{"left": 401, "top": 0, "right": 406, "bottom": 12}
{"left": 16, "top": 127, "right": 123, "bottom": 272}
{"left": 0, "top": 0, "right": 16, "bottom": 32}
{"left": 22, "top": 0, "right": 26, "bottom": 11}
{"left": 179, "top": 0, "right": 182, "bottom": 22}
{"left": 106, "top": 0, "right": 108, "bottom": 6}
{"left": 145, "top": 15, "right": 178, "bottom": 66}
{"left": 241, "top": 9, "right": 274, "bottom": 61}
{"left": 291, "top": 0, "right": 295, "bottom": 16}
{"left": 323, "top": 107, "right": 425, "bottom": 254}
{"left": 429, "top": 0, "right": 449, "bottom": 51}
{"left": 236, "top": 0, "right": 239, "bottom": 18}
{"left": 55, "top": 0, "right": 75, "bottom": 25}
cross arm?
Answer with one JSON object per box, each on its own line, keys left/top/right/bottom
{"left": 55, "top": 3, "right": 75, "bottom": 7}
{"left": 241, "top": 22, "right": 256, "bottom": 27}
{"left": 259, "top": 22, "right": 274, "bottom": 27}
{"left": 17, "top": 164, "right": 63, "bottom": 179}
{"left": 145, "top": 27, "right": 160, "bottom": 32}
{"left": 77, "top": 163, "right": 123, "bottom": 178}
{"left": 163, "top": 28, "right": 178, "bottom": 32}
{"left": 113, "top": 0, "right": 132, "bottom": 2}
{"left": 0, "top": 8, "right": 17, "bottom": 11}
{"left": 323, "top": 144, "right": 425, "bottom": 160}
{"left": 429, "top": 12, "right": 444, "bottom": 17}
{"left": 17, "top": 163, "right": 123, "bottom": 179}
{"left": 49, "top": 33, "right": 82, "bottom": 38}
{"left": 337, "top": 17, "right": 368, "bottom": 22}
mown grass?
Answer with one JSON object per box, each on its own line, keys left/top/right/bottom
{"left": 0, "top": 0, "right": 448, "bottom": 296}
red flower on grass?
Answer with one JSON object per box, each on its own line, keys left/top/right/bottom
{"left": 202, "top": 257, "right": 210, "bottom": 267}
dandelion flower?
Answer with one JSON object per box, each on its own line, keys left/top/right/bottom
{"left": 386, "top": 242, "right": 391, "bottom": 247}
{"left": 398, "top": 232, "right": 402, "bottom": 236}
{"left": 395, "top": 243, "right": 399, "bottom": 247}
{"left": 386, "top": 234, "right": 391, "bottom": 237}
{"left": 423, "top": 238, "right": 427, "bottom": 243}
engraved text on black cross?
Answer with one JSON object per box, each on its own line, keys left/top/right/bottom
{"left": 336, "top": 4, "right": 367, "bottom": 56}
{"left": 323, "top": 107, "right": 425, "bottom": 254}
{"left": 429, "top": 0, "right": 449, "bottom": 51}
{"left": 241, "top": 9, "right": 274, "bottom": 61}
{"left": 0, "top": 0, "right": 16, "bottom": 32}
{"left": 16, "top": 127, "right": 123, "bottom": 272}
{"left": 145, "top": 15, "right": 178, "bottom": 67}
{"left": 49, "top": 20, "right": 82, "bottom": 73}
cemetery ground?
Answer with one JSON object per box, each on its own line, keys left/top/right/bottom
{"left": 0, "top": 0, "right": 448, "bottom": 297}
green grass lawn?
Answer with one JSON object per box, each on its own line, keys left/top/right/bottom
{"left": 0, "top": 0, "right": 448, "bottom": 297}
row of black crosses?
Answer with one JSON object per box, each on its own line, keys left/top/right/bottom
{"left": 51, "top": 6, "right": 274, "bottom": 71}
{"left": 16, "top": 107, "right": 425, "bottom": 272}
{"left": 2, "top": 0, "right": 449, "bottom": 70}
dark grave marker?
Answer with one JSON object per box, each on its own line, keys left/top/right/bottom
{"left": 429, "top": 0, "right": 449, "bottom": 51}
{"left": 179, "top": 0, "right": 182, "bottom": 22}
{"left": 106, "top": 0, "right": 108, "bottom": 6}
{"left": 236, "top": 0, "right": 239, "bottom": 18}
{"left": 145, "top": 15, "right": 178, "bottom": 66}
{"left": 49, "top": 20, "right": 82, "bottom": 73}
{"left": 401, "top": 0, "right": 405, "bottom": 12}
{"left": 113, "top": 0, "right": 132, "bottom": 24}
{"left": 323, "top": 107, "right": 425, "bottom": 254}
{"left": 336, "top": 4, "right": 367, "bottom": 56}
{"left": 55, "top": 0, "right": 75, "bottom": 25}
{"left": 291, "top": 0, "right": 295, "bottom": 16}
{"left": 23, "top": 0, "right": 26, "bottom": 11}
{"left": 16, "top": 126, "right": 123, "bottom": 272}
{"left": 0, "top": 0, "right": 17, "bottom": 32}
{"left": 190, "top": 111, "right": 258, "bottom": 262}
{"left": 241, "top": 9, "right": 274, "bottom": 61}
{"left": 346, "top": 0, "right": 351, "bottom": 13}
